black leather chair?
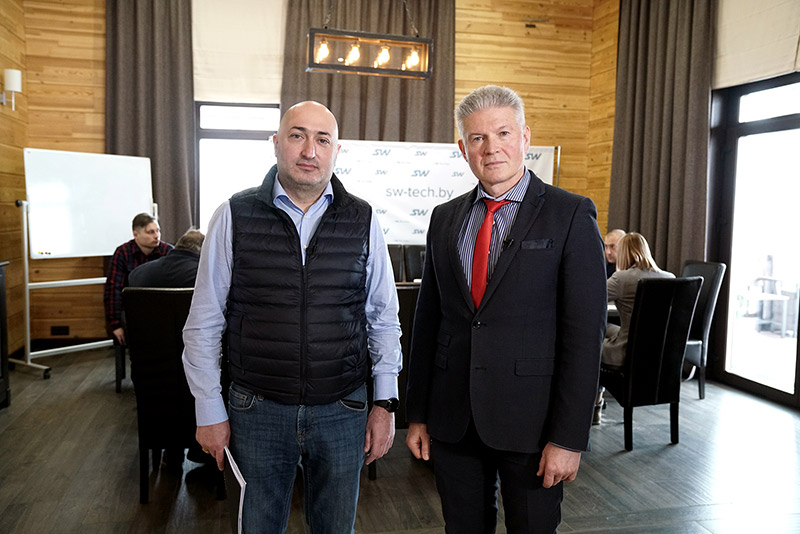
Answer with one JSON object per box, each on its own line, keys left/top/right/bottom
{"left": 123, "top": 287, "right": 223, "bottom": 503}
{"left": 600, "top": 277, "right": 702, "bottom": 451}
{"left": 387, "top": 244, "right": 405, "bottom": 282}
{"left": 681, "top": 261, "right": 726, "bottom": 399}
{"left": 403, "top": 244, "right": 425, "bottom": 281}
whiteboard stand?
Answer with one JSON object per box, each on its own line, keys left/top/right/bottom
{"left": 10, "top": 201, "right": 113, "bottom": 379}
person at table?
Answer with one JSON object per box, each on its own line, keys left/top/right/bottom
{"left": 128, "top": 229, "right": 204, "bottom": 288}
{"left": 104, "top": 213, "right": 173, "bottom": 345}
{"left": 604, "top": 228, "right": 626, "bottom": 279}
{"left": 595, "top": 232, "right": 674, "bottom": 424}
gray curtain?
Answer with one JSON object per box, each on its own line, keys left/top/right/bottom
{"left": 105, "top": 0, "right": 195, "bottom": 244}
{"left": 608, "top": 0, "right": 715, "bottom": 274}
{"left": 281, "top": 0, "right": 455, "bottom": 143}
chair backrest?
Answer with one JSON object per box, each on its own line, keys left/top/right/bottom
{"left": 404, "top": 244, "right": 426, "bottom": 281}
{"left": 624, "top": 276, "right": 703, "bottom": 407}
{"left": 387, "top": 244, "right": 405, "bottom": 282}
{"left": 681, "top": 261, "right": 726, "bottom": 344}
{"left": 122, "top": 287, "right": 196, "bottom": 448}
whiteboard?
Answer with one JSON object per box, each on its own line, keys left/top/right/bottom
{"left": 23, "top": 148, "right": 154, "bottom": 259}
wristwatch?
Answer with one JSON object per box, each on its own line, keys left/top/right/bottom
{"left": 374, "top": 398, "right": 399, "bottom": 413}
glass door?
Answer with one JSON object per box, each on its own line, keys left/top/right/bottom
{"left": 725, "top": 128, "right": 800, "bottom": 393}
{"left": 711, "top": 73, "right": 800, "bottom": 406}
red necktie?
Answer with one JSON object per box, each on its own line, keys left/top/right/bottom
{"left": 471, "top": 198, "right": 510, "bottom": 308}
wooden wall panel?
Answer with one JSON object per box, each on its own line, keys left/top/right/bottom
{"left": 1, "top": 0, "right": 27, "bottom": 355}
{"left": 455, "top": 0, "right": 595, "bottom": 209}
{"left": 23, "top": 0, "right": 106, "bottom": 345}
{"left": 588, "top": 0, "right": 619, "bottom": 233}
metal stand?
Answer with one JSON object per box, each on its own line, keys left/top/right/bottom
{"left": 10, "top": 201, "right": 112, "bottom": 379}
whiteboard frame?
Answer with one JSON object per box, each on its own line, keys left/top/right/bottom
{"left": 23, "top": 148, "right": 155, "bottom": 259}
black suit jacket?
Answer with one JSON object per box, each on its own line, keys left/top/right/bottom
{"left": 128, "top": 249, "right": 200, "bottom": 288}
{"left": 405, "top": 172, "right": 607, "bottom": 453}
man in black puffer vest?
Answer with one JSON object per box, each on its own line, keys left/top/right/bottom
{"left": 183, "top": 101, "right": 402, "bottom": 533}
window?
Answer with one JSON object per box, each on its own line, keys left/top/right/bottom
{"left": 195, "top": 102, "right": 280, "bottom": 232}
{"left": 709, "top": 72, "right": 800, "bottom": 407}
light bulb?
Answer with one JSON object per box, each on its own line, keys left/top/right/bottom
{"left": 345, "top": 42, "right": 360, "bottom": 65}
{"left": 405, "top": 48, "right": 420, "bottom": 69}
{"left": 376, "top": 46, "right": 390, "bottom": 66}
{"left": 315, "top": 40, "right": 329, "bottom": 63}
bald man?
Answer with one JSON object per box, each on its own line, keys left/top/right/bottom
{"left": 183, "top": 101, "right": 402, "bottom": 533}
{"left": 604, "top": 229, "right": 626, "bottom": 279}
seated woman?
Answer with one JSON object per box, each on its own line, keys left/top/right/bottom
{"left": 594, "top": 232, "right": 674, "bottom": 424}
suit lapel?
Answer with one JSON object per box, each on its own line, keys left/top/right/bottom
{"left": 447, "top": 187, "right": 479, "bottom": 310}
{"left": 480, "top": 175, "right": 547, "bottom": 307}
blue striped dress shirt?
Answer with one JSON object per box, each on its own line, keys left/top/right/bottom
{"left": 457, "top": 170, "right": 531, "bottom": 287}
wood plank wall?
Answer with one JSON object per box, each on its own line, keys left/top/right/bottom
{"left": 4, "top": 0, "right": 617, "bottom": 351}
{"left": 25, "top": 0, "right": 106, "bottom": 343}
{"left": 588, "top": 0, "right": 619, "bottom": 232}
{"left": 0, "top": 0, "right": 28, "bottom": 356}
{"left": 455, "top": 0, "right": 617, "bottom": 232}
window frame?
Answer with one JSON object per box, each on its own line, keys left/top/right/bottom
{"left": 708, "top": 71, "right": 800, "bottom": 408}
{"left": 193, "top": 101, "right": 280, "bottom": 225}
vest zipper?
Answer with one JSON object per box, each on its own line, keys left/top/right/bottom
{"left": 299, "top": 257, "right": 308, "bottom": 404}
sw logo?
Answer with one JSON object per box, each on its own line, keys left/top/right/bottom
{"left": 450, "top": 151, "right": 463, "bottom": 158}
{"left": 373, "top": 149, "right": 391, "bottom": 156}
{"left": 334, "top": 168, "right": 351, "bottom": 175}
{"left": 375, "top": 169, "right": 388, "bottom": 175}
{"left": 452, "top": 171, "right": 464, "bottom": 177}
{"left": 415, "top": 150, "right": 427, "bottom": 156}
{"left": 375, "top": 209, "right": 387, "bottom": 215}
{"left": 525, "top": 152, "right": 542, "bottom": 160}
{"left": 410, "top": 209, "right": 429, "bottom": 216}
{"left": 412, "top": 170, "right": 429, "bottom": 177}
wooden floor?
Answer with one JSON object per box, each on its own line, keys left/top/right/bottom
{"left": 1, "top": 348, "right": 799, "bottom": 534}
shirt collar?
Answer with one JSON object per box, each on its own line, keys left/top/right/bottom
{"left": 476, "top": 168, "right": 530, "bottom": 204}
{"left": 272, "top": 175, "right": 335, "bottom": 210}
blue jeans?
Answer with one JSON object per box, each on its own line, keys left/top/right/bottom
{"left": 228, "top": 382, "right": 368, "bottom": 534}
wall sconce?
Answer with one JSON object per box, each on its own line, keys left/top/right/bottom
{"left": 2, "top": 69, "right": 22, "bottom": 111}
{"left": 307, "top": 28, "right": 432, "bottom": 79}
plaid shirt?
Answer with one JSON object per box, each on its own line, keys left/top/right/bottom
{"left": 104, "top": 239, "right": 173, "bottom": 331}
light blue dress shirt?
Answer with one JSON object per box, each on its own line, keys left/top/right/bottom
{"left": 183, "top": 177, "right": 403, "bottom": 426}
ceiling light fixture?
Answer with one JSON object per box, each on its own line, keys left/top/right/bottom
{"left": 307, "top": 0, "right": 433, "bottom": 80}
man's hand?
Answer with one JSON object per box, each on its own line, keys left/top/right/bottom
{"left": 405, "top": 422, "right": 431, "bottom": 461}
{"left": 112, "top": 327, "right": 126, "bottom": 345}
{"left": 364, "top": 406, "right": 395, "bottom": 465}
{"left": 196, "top": 421, "right": 231, "bottom": 471}
{"left": 537, "top": 443, "right": 581, "bottom": 488}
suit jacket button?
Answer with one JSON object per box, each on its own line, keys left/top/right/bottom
{"left": 472, "top": 321, "right": 482, "bottom": 329}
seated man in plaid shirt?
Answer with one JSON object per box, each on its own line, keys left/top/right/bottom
{"left": 103, "top": 213, "right": 173, "bottom": 345}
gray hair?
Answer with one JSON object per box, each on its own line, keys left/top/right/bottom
{"left": 455, "top": 85, "right": 526, "bottom": 140}
{"left": 174, "top": 229, "right": 205, "bottom": 254}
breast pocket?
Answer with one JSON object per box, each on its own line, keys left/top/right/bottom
{"left": 521, "top": 238, "right": 554, "bottom": 250}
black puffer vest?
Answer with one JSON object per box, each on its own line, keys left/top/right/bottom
{"left": 226, "top": 166, "right": 371, "bottom": 405}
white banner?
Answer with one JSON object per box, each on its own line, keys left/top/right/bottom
{"left": 335, "top": 141, "right": 556, "bottom": 245}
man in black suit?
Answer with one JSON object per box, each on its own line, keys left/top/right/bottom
{"left": 128, "top": 229, "right": 204, "bottom": 288}
{"left": 405, "top": 85, "right": 607, "bottom": 533}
